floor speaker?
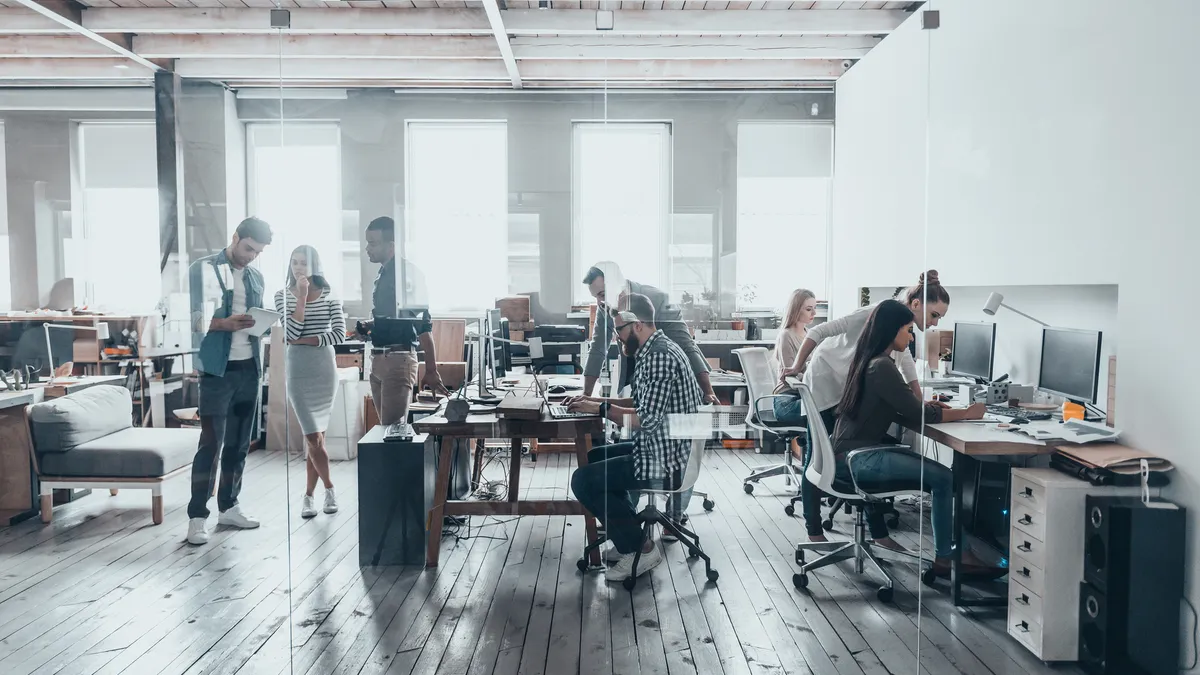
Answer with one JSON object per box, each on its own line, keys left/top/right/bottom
{"left": 1079, "top": 497, "right": 1185, "bottom": 675}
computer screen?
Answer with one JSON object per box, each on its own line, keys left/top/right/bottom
{"left": 950, "top": 322, "right": 996, "bottom": 381}
{"left": 1038, "top": 327, "right": 1102, "bottom": 404}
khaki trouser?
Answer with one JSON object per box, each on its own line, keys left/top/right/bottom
{"left": 370, "top": 351, "right": 418, "bottom": 425}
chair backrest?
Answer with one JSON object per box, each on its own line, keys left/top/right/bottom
{"left": 28, "top": 385, "right": 133, "bottom": 453}
{"left": 794, "top": 383, "right": 855, "bottom": 499}
{"left": 733, "top": 347, "right": 776, "bottom": 424}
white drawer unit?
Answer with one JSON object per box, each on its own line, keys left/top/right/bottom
{"left": 1006, "top": 468, "right": 1146, "bottom": 662}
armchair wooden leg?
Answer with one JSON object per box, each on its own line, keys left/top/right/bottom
{"left": 152, "top": 495, "right": 164, "bottom": 525}
{"left": 40, "top": 495, "right": 53, "bottom": 524}
{"left": 110, "top": 489, "right": 119, "bottom": 496}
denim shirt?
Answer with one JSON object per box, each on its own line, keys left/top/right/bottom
{"left": 190, "top": 249, "right": 265, "bottom": 377}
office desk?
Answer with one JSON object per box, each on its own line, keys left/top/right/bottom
{"left": 0, "top": 376, "right": 126, "bottom": 525}
{"left": 413, "top": 410, "right": 604, "bottom": 567}
{"left": 914, "top": 421, "right": 1052, "bottom": 607}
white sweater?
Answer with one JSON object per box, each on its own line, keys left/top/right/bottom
{"left": 803, "top": 305, "right": 919, "bottom": 413}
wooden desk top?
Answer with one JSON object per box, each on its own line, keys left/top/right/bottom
{"left": 0, "top": 390, "right": 37, "bottom": 411}
{"left": 919, "top": 421, "right": 1051, "bottom": 457}
{"left": 412, "top": 410, "right": 603, "bottom": 439}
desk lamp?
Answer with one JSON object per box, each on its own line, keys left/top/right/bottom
{"left": 43, "top": 322, "right": 110, "bottom": 385}
{"left": 982, "top": 292, "right": 1048, "bottom": 326}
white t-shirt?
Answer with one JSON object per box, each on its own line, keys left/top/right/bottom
{"left": 228, "top": 267, "right": 253, "bottom": 362}
{"left": 802, "top": 305, "right": 919, "bottom": 413}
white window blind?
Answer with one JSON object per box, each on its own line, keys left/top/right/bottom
{"left": 736, "top": 122, "right": 833, "bottom": 311}
{"left": 77, "top": 122, "right": 160, "bottom": 313}
{"left": 573, "top": 122, "right": 671, "bottom": 302}
{"left": 405, "top": 121, "right": 508, "bottom": 313}
{"left": 247, "top": 123, "right": 343, "bottom": 303}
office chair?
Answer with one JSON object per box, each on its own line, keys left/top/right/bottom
{"left": 734, "top": 348, "right": 807, "bottom": 503}
{"left": 578, "top": 437, "right": 719, "bottom": 591}
{"left": 790, "top": 383, "right": 922, "bottom": 603}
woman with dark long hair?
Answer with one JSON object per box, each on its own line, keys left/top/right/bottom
{"left": 833, "top": 299, "right": 1001, "bottom": 577}
{"left": 274, "top": 244, "right": 346, "bottom": 519}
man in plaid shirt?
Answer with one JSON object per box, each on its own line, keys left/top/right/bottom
{"left": 568, "top": 293, "right": 704, "bottom": 582}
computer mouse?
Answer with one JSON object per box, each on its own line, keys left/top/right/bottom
{"left": 1010, "top": 416, "right": 1030, "bottom": 425}
{"left": 548, "top": 385, "right": 568, "bottom": 395}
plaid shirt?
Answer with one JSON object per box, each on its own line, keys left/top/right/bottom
{"left": 631, "top": 330, "right": 704, "bottom": 481}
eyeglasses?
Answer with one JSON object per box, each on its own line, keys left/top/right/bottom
{"left": 614, "top": 322, "right": 634, "bottom": 334}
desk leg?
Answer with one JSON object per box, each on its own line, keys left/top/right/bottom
{"left": 951, "top": 451, "right": 965, "bottom": 607}
{"left": 471, "top": 439, "right": 485, "bottom": 492}
{"left": 508, "top": 438, "right": 522, "bottom": 503}
{"left": 426, "top": 436, "right": 455, "bottom": 567}
{"left": 574, "top": 432, "right": 601, "bottom": 567}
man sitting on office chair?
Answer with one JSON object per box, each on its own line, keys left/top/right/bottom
{"left": 582, "top": 261, "right": 718, "bottom": 404}
{"left": 568, "top": 294, "right": 704, "bottom": 582}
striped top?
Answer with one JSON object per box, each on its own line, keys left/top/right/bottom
{"left": 274, "top": 287, "right": 346, "bottom": 348}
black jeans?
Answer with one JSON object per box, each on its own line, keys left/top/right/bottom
{"left": 188, "top": 361, "right": 261, "bottom": 519}
{"left": 801, "top": 407, "right": 890, "bottom": 539}
{"left": 572, "top": 443, "right": 681, "bottom": 554}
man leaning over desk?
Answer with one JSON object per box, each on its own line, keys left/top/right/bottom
{"left": 581, "top": 261, "right": 718, "bottom": 404}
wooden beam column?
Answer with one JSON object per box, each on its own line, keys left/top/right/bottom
{"left": 154, "top": 69, "right": 185, "bottom": 274}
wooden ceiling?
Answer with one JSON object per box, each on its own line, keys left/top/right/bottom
{"left": 0, "top": 0, "right": 919, "bottom": 88}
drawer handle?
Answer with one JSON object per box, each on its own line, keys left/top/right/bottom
{"left": 1021, "top": 487, "right": 1034, "bottom": 499}
{"left": 1016, "top": 620, "right": 1030, "bottom": 633}
{"left": 1018, "top": 514, "right": 1033, "bottom": 526}
{"left": 1016, "top": 593, "right": 1030, "bottom": 606}
{"left": 1019, "top": 567, "right": 1031, "bottom": 578}
{"left": 1017, "top": 541, "right": 1032, "bottom": 553}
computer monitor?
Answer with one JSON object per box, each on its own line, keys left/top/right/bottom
{"left": 1038, "top": 327, "right": 1102, "bottom": 404}
{"left": 950, "top": 321, "right": 996, "bottom": 381}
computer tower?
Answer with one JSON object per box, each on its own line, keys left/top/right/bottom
{"left": 1078, "top": 497, "right": 1185, "bottom": 675}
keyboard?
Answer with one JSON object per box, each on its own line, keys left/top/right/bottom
{"left": 986, "top": 405, "right": 1052, "bottom": 421}
{"left": 383, "top": 422, "right": 415, "bottom": 442}
{"left": 548, "top": 405, "right": 597, "bottom": 420}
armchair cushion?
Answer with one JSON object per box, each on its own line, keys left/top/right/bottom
{"left": 38, "top": 427, "right": 200, "bottom": 478}
{"left": 29, "top": 385, "right": 132, "bottom": 452}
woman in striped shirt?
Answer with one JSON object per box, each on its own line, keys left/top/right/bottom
{"left": 275, "top": 245, "right": 346, "bottom": 519}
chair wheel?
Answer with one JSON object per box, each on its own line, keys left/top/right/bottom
{"left": 793, "top": 573, "right": 809, "bottom": 590}
{"left": 702, "top": 499, "right": 715, "bottom": 511}
{"left": 687, "top": 547, "right": 700, "bottom": 558}
{"left": 886, "top": 516, "right": 900, "bottom": 528}
{"left": 877, "top": 586, "right": 894, "bottom": 603}
{"left": 795, "top": 549, "right": 805, "bottom": 566}
{"left": 784, "top": 504, "right": 796, "bottom": 517}
{"left": 743, "top": 483, "right": 754, "bottom": 494}
{"left": 576, "top": 559, "right": 589, "bottom": 573}
{"left": 622, "top": 577, "right": 637, "bottom": 591}
{"left": 707, "top": 569, "right": 719, "bottom": 582}
{"left": 821, "top": 519, "right": 834, "bottom": 531}
{"left": 922, "top": 568, "right": 938, "bottom": 588}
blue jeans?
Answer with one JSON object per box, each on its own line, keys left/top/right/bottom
{"left": 838, "top": 448, "right": 953, "bottom": 558}
{"left": 774, "top": 397, "right": 840, "bottom": 538}
{"left": 585, "top": 442, "right": 692, "bottom": 519}
{"left": 189, "top": 360, "right": 261, "bottom": 519}
{"left": 572, "top": 443, "right": 684, "bottom": 554}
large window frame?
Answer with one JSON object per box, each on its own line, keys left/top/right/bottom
{"left": 571, "top": 121, "right": 673, "bottom": 304}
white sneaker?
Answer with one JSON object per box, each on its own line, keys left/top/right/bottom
{"left": 217, "top": 505, "right": 260, "bottom": 529}
{"left": 323, "top": 489, "right": 338, "bottom": 514}
{"left": 605, "top": 544, "right": 624, "bottom": 563}
{"left": 186, "top": 518, "right": 209, "bottom": 545}
{"left": 605, "top": 542, "right": 664, "bottom": 582}
{"left": 300, "top": 495, "right": 318, "bottom": 519}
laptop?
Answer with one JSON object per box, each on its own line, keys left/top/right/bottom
{"left": 535, "top": 376, "right": 598, "bottom": 420}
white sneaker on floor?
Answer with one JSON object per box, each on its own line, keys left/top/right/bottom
{"left": 300, "top": 495, "right": 318, "bottom": 518}
{"left": 217, "top": 505, "right": 260, "bottom": 529}
{"left": 605, "top": 542, "right": 664, "bottom": 582}
{"left": 186, "top": 518, "right": 209, "bottom": 545}
{"left": 605, "top": 544, "right": 624, "bottom": 563}
{"left": 323, "top": 489, "right": 339, "bottom": 514}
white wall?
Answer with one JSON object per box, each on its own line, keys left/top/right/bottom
{"left": 837, "top": 0, "right": 1200, "bottom": 644}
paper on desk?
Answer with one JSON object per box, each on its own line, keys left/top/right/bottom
{"left": 1015, "top": 419, "right": 1121, "bottom": 444}
{"left": 241, "top": 307, "right": 282, "bottom": 338}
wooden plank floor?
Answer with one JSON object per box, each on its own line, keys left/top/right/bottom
{"left": 0, "top": 445, "right": 1085, "bottom": 675}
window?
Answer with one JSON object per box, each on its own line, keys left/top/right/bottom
{"left": 669, "top": 212, "right": 714, "bottom": 303}
{"left": 405, "top": 121, "right": 507, "bottom": 313}
{"left": 247, "top": 123, "right": 344, "bottom": 303}
{"left": 76, "top": 122, "right": 160, "bottom": 313}
{"left": 0, "top": 121, "right": 7, "bottom": 312}
{"left": 573, "top": 122, "right": 671, "bottom": 302}
{"left": 736, "top": 122, "right": 833, "bottom": 311}
{"left": 508, "top": 213, "right": 540, "bottom": 295}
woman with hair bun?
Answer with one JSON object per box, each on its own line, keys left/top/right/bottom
{"left": 777, "top": 270, "right": 951, "bottom": 547}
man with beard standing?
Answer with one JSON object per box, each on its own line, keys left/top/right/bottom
{"left": 566, "top": 293, "right": 703, "bottom": 583}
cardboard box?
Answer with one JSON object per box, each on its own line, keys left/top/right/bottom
{"left": 496, "top": 296, "right": 531, "bottom": 323}
{"left": 417, "top": 361, "right": 468, "bottom": 391}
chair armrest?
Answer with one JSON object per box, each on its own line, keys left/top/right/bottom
{"left": 844, "top": 445, "right": 911, "bottom": 501}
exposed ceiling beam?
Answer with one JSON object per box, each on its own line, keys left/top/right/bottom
{"left": 0, "top": 8, "right": 73, "bottom": 34}
{"left": 173, "top": 57, "right": 847, "bottom": 82}
{"left": 0, "top": 35, "right": 120, "bottom": 58}
{"left": 132, "top": 34, "right": 501, "bottom": 59}
{"left": 0, "top": 57, "right": 154, "bottom": 80}
{"left": 78, "top": 7, "right": 905, "bottom": 36}
{"left": 11, "top": 1, "right": 160, "bottom": 70}
{"left": 481, "top": 0, "right": 520, "bottom": 88}
{"left": 510, "top": 35, "right": 878, "bottom": 60}
{"left": 0, "top": 87, "right": 155, "bottom": 110}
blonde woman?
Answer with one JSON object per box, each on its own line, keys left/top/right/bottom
{"left": 274, "top": 245, "right": 346, "bottom": 519}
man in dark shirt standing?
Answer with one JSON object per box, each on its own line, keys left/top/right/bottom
{"left": 356, "top": 216, "right": 448, "bottom": 425}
